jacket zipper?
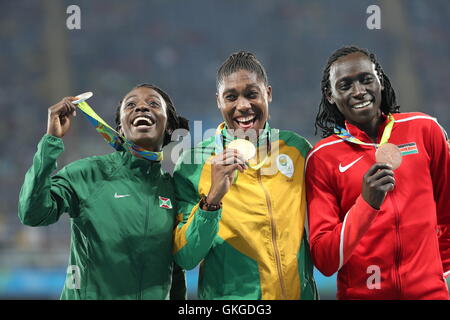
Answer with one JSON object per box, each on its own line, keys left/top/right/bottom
{"left": 389, "top": 192, "right": 402, "bottom": 298}
{"left": 138, "top": 166, "right": 152, "bottom": 299}
{"left": 257, "top": 170, "right": 287, "bottom": 299}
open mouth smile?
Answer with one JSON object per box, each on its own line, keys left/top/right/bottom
{"left": 132, "top": 115, "right": 155, "bottom": 128}
{"left": 351, "top": 100, "right": 372, "bottom": 110}
{"left": 234, "top": 114, "right": 258, "bottom": 129}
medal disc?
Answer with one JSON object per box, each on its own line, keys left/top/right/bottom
{"left": 73, "top": 92, "right": 93, "bottom": 104}
{"left": 227, "top": 139, "right": 256, "bottom": 161}
{"left": 375, "top": 143, "right": 402, "bottom": 169}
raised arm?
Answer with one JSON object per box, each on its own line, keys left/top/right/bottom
{"left": 18, "top": 97, "right": 79, "bottom": 226}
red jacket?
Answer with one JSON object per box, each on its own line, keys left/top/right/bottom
{"left": 306, "top": 112, "right": 450, "bottom": 299}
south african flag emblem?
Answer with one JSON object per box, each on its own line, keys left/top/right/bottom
{"left": 159, "top": 196, "right": 173, "bottom": 209}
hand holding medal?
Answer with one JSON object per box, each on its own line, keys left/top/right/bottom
{"left": 207, "top": 123, "right": 272, "bottom": 207}
{"left": 227, "top": 139, "right": 255, "bottom": 184}
{"left": 364, "top": 141, "right": 400, "bottom": 209}
{"left": 335, "top": 114, "right": 401, "bottom": 209}
{"left": 226, "top": 138, "right": 271, "bottom": 182}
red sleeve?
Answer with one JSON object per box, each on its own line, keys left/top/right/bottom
{"left": 427, "top": 120, "right": 450, "bottom": 275}
{"left": 306, "top": 152, "right": 379, "bottom": 276}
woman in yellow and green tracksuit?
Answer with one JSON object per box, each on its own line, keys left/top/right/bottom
{"left": 18, "top": 84, "right": 188, "bottom": 299}
{"left": 173, "top": 51, "right": 318, "bottom": 300}
{"left": 174, "top": 125, "right": 318, "bottom": 300}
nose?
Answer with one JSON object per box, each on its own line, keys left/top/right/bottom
{"left": 236, "top": 97, "right": 251, "bottom": 112}
{"left": 135, "top": 102, "right": 150, "bottom": 112}
{"left": 351, "top": 81, "right": 367, "bottom": 99}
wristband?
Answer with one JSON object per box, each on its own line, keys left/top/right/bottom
{"left": 199, "top": 194, "right": 222, "bottom": 211}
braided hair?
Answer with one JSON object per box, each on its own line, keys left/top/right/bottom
{"left": 114, "top": 84, "right": 189, "bottom": 148}
{"left": 315, "top": 45, "right": 400, "bottom": 138}
{"left": 217, "top": 51, "right": 268, "bottom": 90}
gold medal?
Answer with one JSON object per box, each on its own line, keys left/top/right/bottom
{"left": 227, "top": 139, "right": 256, "bottom": 161}
{"left": 375, "top": 143, "right": 402, "bottom": 169}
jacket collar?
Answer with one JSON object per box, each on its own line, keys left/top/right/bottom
{"left": 343, "top": 114, "right": 389, "bottom": 144}
{"left": 119, "top": 150, "right": 162, "bottom": 177}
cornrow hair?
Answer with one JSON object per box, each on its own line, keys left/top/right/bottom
{"left": 114, "top": 83, "right": 189, "bottom": 148}
{"left": 217, "top": 51, "right": 268, "bottom": 89}
{"left": 315, "top": 45, "right": 400, "bottom": 138}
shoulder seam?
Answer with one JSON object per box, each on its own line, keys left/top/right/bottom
{"left": 395, "top": 115, "right": 448, "bottom": 139}
{"left": 395, "top": 115, "right": 436, "bottom": 123}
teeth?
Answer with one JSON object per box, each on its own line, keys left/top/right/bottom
{"left": 353, "top": 101, "right": 372, "bottom": 109}
{"left": 236, "top": 115, "right": 256, "bottom": 123}
{"left": 133, "top": 116, "right": 154, "bottom": 126}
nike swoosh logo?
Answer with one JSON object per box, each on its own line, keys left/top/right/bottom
{"left": 114, "top": 193, "right": 130, "bottom": 199}
{"left": 339, "top": 156, "right": 364, "bottom": 173}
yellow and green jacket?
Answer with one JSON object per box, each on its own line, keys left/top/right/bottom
{"left": 173, "top": 123, "right": 318, "bottom": 300}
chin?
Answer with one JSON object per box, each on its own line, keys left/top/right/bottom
{"left": 129, "top": 136, "right": 156, "bottom": 149}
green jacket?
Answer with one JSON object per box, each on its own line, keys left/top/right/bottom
{"left": 18, "top": 134, "right": 186, "bottom": 300}
{"left": 173, "top": 125, "right": 318, "bottom": 300}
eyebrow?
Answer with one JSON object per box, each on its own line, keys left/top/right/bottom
{"left": 222, "top": 84, "right": 260, "bottom": 96}
{"left": 336, "top": 72, "right": 374, "bottom": 84}
{"left": 125, "top": 95, "right": 137, "bottom": 102}
{"left": 125, "top": 94, "right": 162, "bottom": 102}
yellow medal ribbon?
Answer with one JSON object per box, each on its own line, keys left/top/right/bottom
{"left": 77, "top": 101, "right": 115, "bottom": 131}
{"left": 379, "top": 114, "right": 395, "bottom": 146}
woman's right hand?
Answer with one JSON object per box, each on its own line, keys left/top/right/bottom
{"left": 47, "top": 97, "right": 77, "bottom": 138}
{"left": 206, "top": 148, "right": 247, "bottom": 206}
{"left": 362, "top": 163, "right": 395, "bottom": 210}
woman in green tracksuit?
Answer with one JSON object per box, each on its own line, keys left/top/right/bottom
{"left": 18, "top": 84, "right": 188, "bottom": 299}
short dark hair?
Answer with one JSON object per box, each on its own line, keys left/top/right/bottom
{"left": 217, "top": 51, "right": 268, "bottom": 90}
{"left": 315, "top": 45, "right": 400, "bottom": 138}
{"left": 114, "top": 84, "right": 189, "bottom": 147}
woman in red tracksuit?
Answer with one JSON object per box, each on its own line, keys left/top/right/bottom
{"left": 306, "top": 45, "right": 450, "bottom": 299}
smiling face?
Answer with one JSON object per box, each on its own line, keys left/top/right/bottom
{"left": 328, "top": 52, "right": 384, "bottom": 129}
{"left": 216, "top": 69, "right": 272, "bottom": 135}
{"left": 118, "top": 86, "right": 168, "bottom": 151}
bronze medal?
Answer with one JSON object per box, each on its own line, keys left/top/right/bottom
{"left": 375, "top": 143, "right": 402, "bottom": 169}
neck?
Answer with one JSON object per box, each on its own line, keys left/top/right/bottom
{"left": 143, "top": 146, "right": 162, "bottom": 152}
{"left": 350, "top": 117, "right": 382, "bottom": 142}
{"left": 133, "top": 140, "right": 162, "bottom": 152}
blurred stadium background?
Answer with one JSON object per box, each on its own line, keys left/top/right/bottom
{"left": 1, "top": 0, "right": 449, "bottom": 299}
